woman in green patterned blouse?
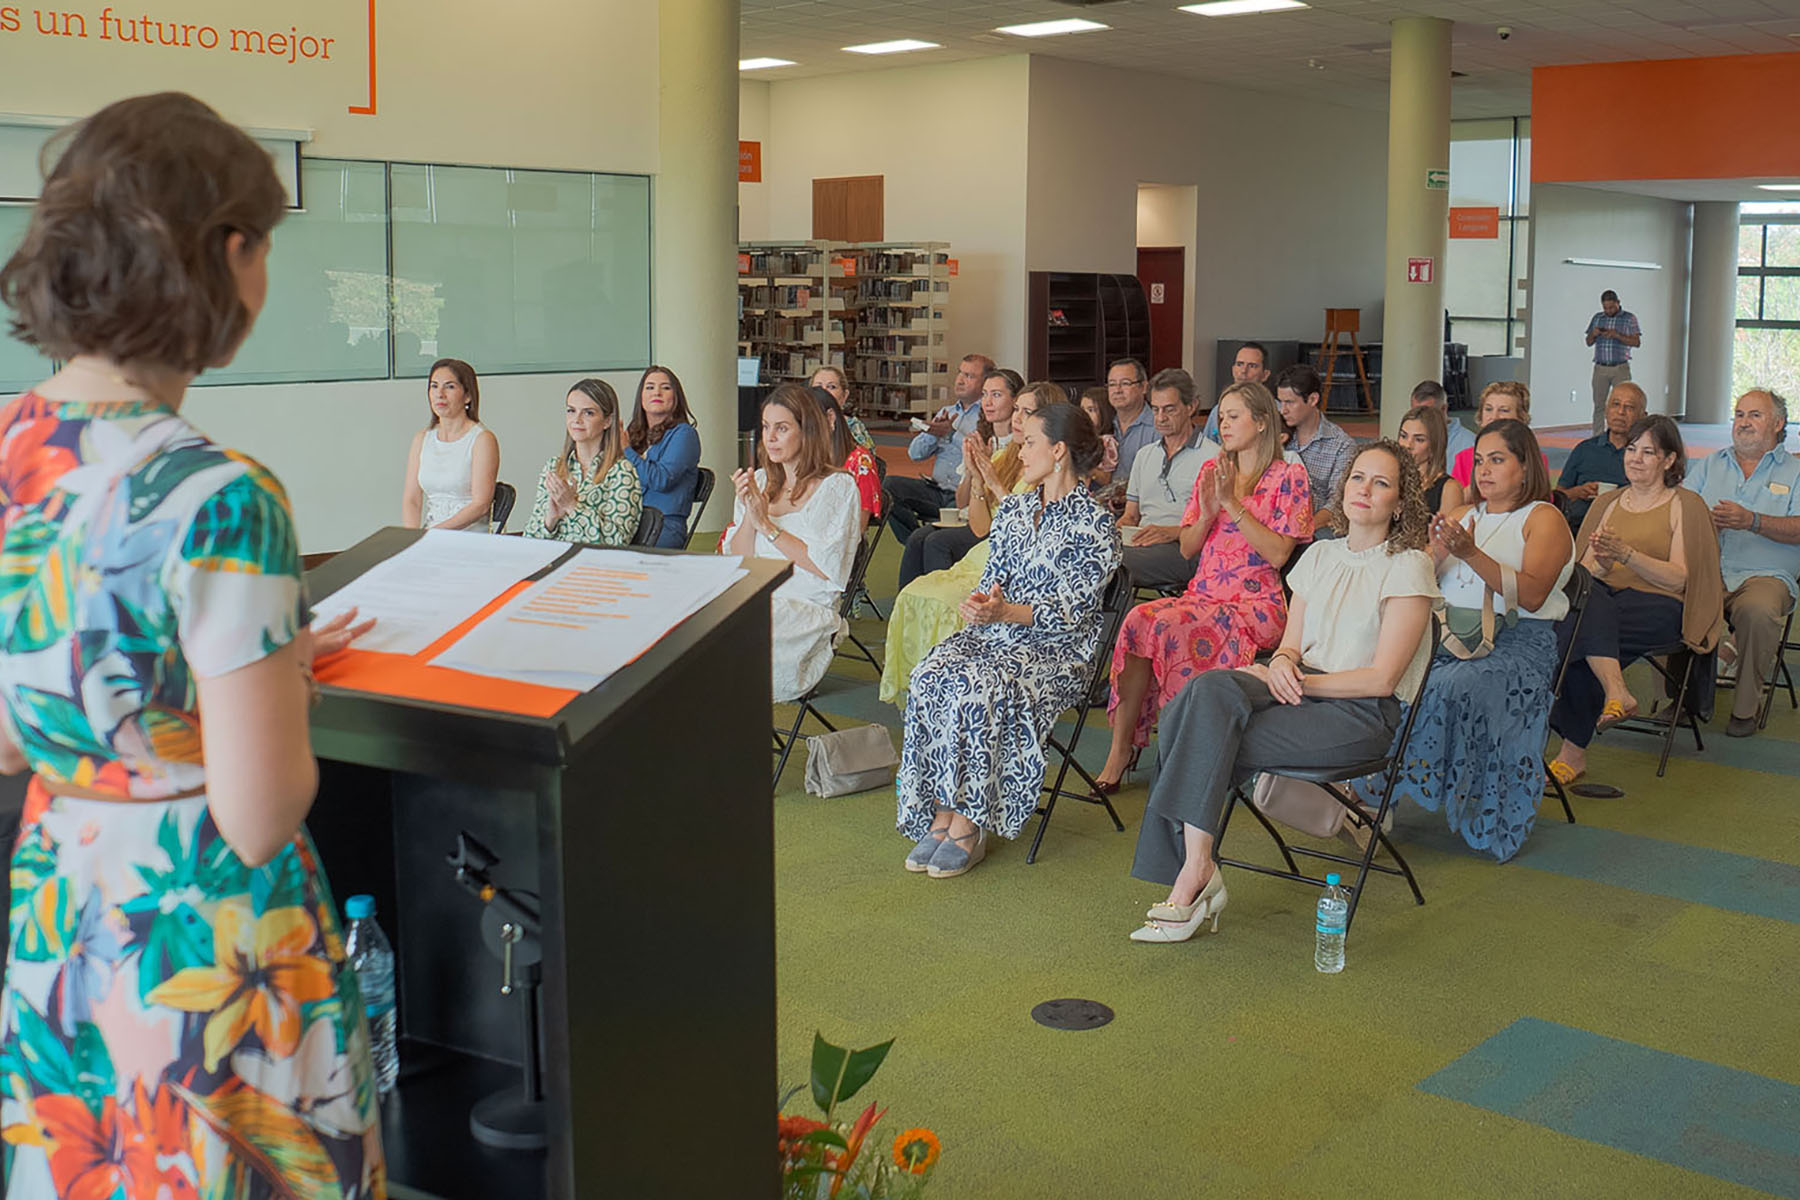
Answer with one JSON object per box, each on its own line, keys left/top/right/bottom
{"left": 525, "top": 378, "right": 644, "bottom": 544}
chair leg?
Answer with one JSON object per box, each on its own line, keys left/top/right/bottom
{"left": 1656, "top": 663, "right": 1695, "bottom": 777}
{"left": 1028, "top": 706, "right": 1124, "bottom": 866}
{"left": 772, "top": 703, "right": 809, "bottom": 786}
{"left": 1241, "top": 791, "right": 1303, "bottom": 876}
{"left": 1543, "top": 758, "right": 1576, "bottom": 824}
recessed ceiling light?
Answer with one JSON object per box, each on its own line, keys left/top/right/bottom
{"left": 738, "top": 57, "right": 796, "bottom": 71}
{"left": 995, "top": 18, "right": 1109, "bottom": 37}
{"left": 1757, "top": 184, "right": 1800, "bottom": 191}
{"left": 1179, "top": 0, "right": 1309, "bottom": 15}
{"left": 843, "top": 39, "right": 940, "bottom": 55}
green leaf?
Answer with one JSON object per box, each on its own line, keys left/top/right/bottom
{"left": 777, "top": 1083, "right": 805, "bottom": 1112}
{"left": 71, "top": 1023, "right": 116, "bottom": 1118}
{"left": 6, "top": 999, "right": 76, "bottom": 1095}
{"left": 800, "top": 1129, "right": 849, "bottom": 1151}
{"left": 809, "top": 1033, "right": 893, "bottom": 1119}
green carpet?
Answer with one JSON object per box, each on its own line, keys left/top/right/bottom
{"left": 770, "top": 537, "right": 1800, "bottom": 1199}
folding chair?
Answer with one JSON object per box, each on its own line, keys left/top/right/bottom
{"left": 1211, "top": 616, "right": 1441, "bottom": 936}
{"left": 854, "top": 457, "right": 889, "bottom": 620}
{"left": 1608, "top": 644, "right": 1705, "bottom": 777}
{"left": 490, "top": 481, "right": 517, "bottom": 533}
{"left": 775, "top": 535, "right": 874, "bottom": 783}
{"left": 1761, "top": 606, "right": 1798, "bottom": 728}
{"left": 832, "top": 526, "right": 883, "bottom": 674}
{"left": 629, "top": 507, "right": 665, "bottom": 548}
{"left": 684, "top": 467, "right": 717, "bottom": 549}
{"left": 1025, "top": 569, "right": 1134, "bottom": 865}
{"left": 1542, "top": 564, "right": 1593, "bottom": 824}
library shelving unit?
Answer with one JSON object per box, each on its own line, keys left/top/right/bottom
{"left": 842, "top": 241, "right": 953, "bottom": 418}
{"left": 736, "top": 240, "right": 847, "bottom": 386}
{"left": 1027, "top": 272, "right": 1150, "bottom": 401}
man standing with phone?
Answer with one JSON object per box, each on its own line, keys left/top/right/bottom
{"left": 1585, "top": 289, "right": 1641, "bottom": 435}
{"left": 882, "top": 353, "right": 994, "bottom": 542}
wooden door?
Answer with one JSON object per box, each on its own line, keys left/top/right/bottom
{"left": 812, "top": 176, "right": 884, "bottom": 241}
{"left": 1136, "top": 246, "right": 1185, "bottom": 376}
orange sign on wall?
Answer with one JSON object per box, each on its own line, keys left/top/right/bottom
{"left": 736, "top": 252, "right": 751, "bottom": 274}
{"left": 947, "top": 259, "right": 959, "bottom": 277}
{"left": 738, "top": 140, "right": 762, "bottom": 183}
{"left": 1449, "top": 207, "right": 1500, "bottom": 239}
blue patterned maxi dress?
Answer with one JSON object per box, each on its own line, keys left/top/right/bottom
{"left": 895, "top": 487, "right": 1120, "bottom": 840}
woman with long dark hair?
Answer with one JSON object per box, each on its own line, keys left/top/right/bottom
{"left": 402, "top": 355, "right": 500, "bottom": 530}
{"left": 524, "top": 378, "right": 643, "bottom": 545}
{"left": 624, "top": 364, "right": 702, "bottom": 547}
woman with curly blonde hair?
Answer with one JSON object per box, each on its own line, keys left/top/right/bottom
{"left": 1127, "top": 440, "right": 1439, "bottom": 942}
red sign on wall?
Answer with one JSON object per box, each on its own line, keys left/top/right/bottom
{"left": 1449, "top": 206, "right": 1501, "bottom": 239}
{"left": 738, "top": 140, "right": 762, "bottom": 183}
{"left": 1406, "top": 257, "right": 1435, "bottom": 284}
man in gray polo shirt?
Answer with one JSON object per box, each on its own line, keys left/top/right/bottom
{"left": 1121, "top": 368, "right": 1220, "bottom": 591}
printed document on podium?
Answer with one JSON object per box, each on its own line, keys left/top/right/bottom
{"left": 431, "top": 549, "right": 749, "bottom": 689}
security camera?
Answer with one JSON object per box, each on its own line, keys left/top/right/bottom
{"left": 1497, "top": 25, "right": 1512, "bottom": 39}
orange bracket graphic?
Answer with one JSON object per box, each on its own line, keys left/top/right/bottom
{"left": 347, "top": 0, "right": 377, "bottom": 115}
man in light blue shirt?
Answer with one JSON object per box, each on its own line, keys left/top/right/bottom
{"left": 1107, "top": 358, "right": 1158, "bottom": 470}
{"left": 1685, "top": 388, "right": 1800, "bottom": 736}
{"left": 881, "top": 353, "right": 993, "bottom": 542}
{"left": 1410, "top": 378, "right": 1474, "bottom": 467}
{"left": 1121, "top": 368, "right": 1219, "bottom": 591}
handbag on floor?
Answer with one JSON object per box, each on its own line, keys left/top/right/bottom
{"left": 804, "top": 724, "right": 899, "bottom": 797}
{"left": 1250, "top": 772, "right": 1345, "bottom": 838}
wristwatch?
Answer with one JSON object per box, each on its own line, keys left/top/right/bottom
{"left": 1752, "top": 511, "right": 1764, "bottom": 535}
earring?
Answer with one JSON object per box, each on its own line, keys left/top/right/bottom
{"left": 464, "top": 402, "right": 472, "bottom": 414}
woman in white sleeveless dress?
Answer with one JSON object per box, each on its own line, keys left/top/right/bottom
{"left": 402, "top": 357, "right": 500, "bottom": 530}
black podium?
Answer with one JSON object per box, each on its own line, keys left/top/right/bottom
{"left": 305, "top": 528, "right": 789, "bottom": 1199}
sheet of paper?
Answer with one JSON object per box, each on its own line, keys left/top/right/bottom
{"left": 311, "top": 529, "right": 570, "bottom": 655}
{"left": 430, "top": 548, "right": 749, "bottom": 689}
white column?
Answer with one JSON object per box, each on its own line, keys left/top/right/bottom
{"left": 1685, "top": 201, "right": 1739, "bottom": 422}
{"left": 656, "top": 0, "right": 740, "bottom": 532}
{"left": 1378, "top": 16, "right": 1452, "bottom": 435}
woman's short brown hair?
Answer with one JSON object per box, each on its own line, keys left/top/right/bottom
{"left": 1474, "top": 418, "right": 1553, "bottom": 506}
{"left": 1625, "top": 413, "right": 1687, "bottom": 486}
{"left": 1477, "top": 380, "right": 1532, "bottom": 423}
{"left": 0, "top": 92, "right": 287, "bottom": 373}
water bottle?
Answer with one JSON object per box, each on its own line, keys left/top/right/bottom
{"left": 1314, "top": 874, "right": 1348, "bottom": 974}
{"left": 344, "top": 894, "right": 399, "bottom": 1096}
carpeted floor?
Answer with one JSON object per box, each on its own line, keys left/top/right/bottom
{"left": 770, "top": 532, "right": 1800, "bottom": 1200}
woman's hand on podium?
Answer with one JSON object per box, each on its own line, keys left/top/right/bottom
{"left": 306, "top": 606, "right": 377, "bottom": 663}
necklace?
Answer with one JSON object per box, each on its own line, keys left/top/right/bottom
{"left": 1617, "top": 485, "right": 1671, "bottom": 512}
{"left": 61, "top": 358, "right": 184, "bottom": 410}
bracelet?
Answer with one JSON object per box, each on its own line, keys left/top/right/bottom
{"left": 1269, "top": 648, "right": 1301, "bottom": 668}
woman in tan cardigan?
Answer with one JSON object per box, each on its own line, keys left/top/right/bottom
{"left": 1547, "top": 415, "right": 1723, "bottom": 784}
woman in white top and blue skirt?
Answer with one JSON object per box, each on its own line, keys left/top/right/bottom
{"left": 1380, "top": 419, "right": 1574, "bottom": 863}
{"left": 402, "top": 357, "right": 500, "bottom": 530}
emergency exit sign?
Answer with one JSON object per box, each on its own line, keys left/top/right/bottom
{"left": 1407, "top": 257, "right": 1435, "bottom": 284}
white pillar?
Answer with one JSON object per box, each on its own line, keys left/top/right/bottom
{"left": 1685, "top": 201, "right": 1739, "bottom": 422}
{"left": 1378, "top": 16, "right": 1452, "bottom": 435}
{"left": 656, "top": 0, "right": 740, "bottom": 532}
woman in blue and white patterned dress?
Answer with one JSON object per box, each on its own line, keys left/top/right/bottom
{"left": 896, "top": 402, "right": 1121, "bottom": 878}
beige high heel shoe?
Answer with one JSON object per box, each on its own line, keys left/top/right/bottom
{"left": 1132, "top": 870, "right": 1227, "bottom": 943}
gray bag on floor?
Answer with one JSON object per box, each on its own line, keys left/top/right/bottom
{"left": 804, "top": 725, "right": 899, "bottom": 797}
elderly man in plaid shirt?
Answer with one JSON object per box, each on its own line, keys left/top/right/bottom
{"left": 1585, "top": 288, "right": 1641, "bottom": 435}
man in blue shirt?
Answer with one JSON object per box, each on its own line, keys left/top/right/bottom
{"left": 1106, "top": 358, "right": 1159, "bottom": 470}
{"left": 881, "top": 353, "right": 993, "bottom": 542}
{"left": 1584, "top": 289, "right": 1641, "bottom": 434}
{"left": 1410, "top": 378, "right": 1473, "bottom": 468}
{"left": 1553, "top": 381, "right": 1646, "bottom": 531}
{"left": 1202, "top": 341, "right": 1271, "bottom": 441}
{"left": 1686, "top": 388, "right": 1800, "bottom": 737}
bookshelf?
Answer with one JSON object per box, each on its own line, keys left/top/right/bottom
{"left": 736, "top": 240, "right": 846, "bottom": 386}
{"left": 1027, "top": 272, "right": 1151, "bottom": 400}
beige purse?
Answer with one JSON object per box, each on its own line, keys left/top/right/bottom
{"left": 1437, "top": 564, "right": 1519, "bottom": 661}
{"left": 1251, "top": 773, "right": 1345, "bottom": 838}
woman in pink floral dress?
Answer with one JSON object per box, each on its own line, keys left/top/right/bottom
{"left": 1095, "top": 382, "right": 1312, "bottom": 789}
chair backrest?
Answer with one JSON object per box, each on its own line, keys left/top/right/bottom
{"left": 490, "top": 481, "right": 517, "bottom": 533}
{"left": 631, "top": 507, "right": 665, "bottom": 547}
{"left": 1084, "top": 569, "right": 1137, "bottom": 706}
{"left": 838, "top": 524, "right": 878, "bottom": 620}
{"left": 684, "top": 467, "right": 717, "bottom": 549}
{"left": 1551, "top": 564, "right": 1594, "bottom": 696}
{"left": 1378, "top": 613, "right": 1443, "bottom": 781}
{"left": 872, "top": 454, "right": 888, "bottom": 484}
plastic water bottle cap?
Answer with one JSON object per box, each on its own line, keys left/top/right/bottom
{"left": 345, "top": 894, "right": 376, "bottom": 919}
{"left": 1325, "top": 874, "right": 1341, "bottom": 886}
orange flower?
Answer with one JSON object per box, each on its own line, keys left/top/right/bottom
{"left": 777, "top": 1113, "right": 830, "bottom": 1169}
{"left": 146, "top": 902, "right": 338, "bottom": 1071}
{"left": 892, "top": 1127, "right": 940, "bottom": 1175}
{"left": 34, "top": 1093, "right": 160, "bottom": 1200}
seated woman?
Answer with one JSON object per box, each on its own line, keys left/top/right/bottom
{"left": 895, "top": 402, "right": 1121, "bottom": 878}
{"left": 1398, "top": 403, "right": 1465, "bottom": 514}
{"left": 624, "top": 364, "right": 703, "bottom": 548}
{"left": 877, "top": 384, "right": 1049, "bottom": 705}
{"left": 403, "top": 357, "right": 500, "bottom": 530}
{"left": 1547, "top": 415, "right": 1722, "bottom": 783}
{"left": 523, "top": 378, "right": 643, "bottom": 544}
{"left": 812, "top": 385, "right": 882, "bottom": 520}
{"left": 723, "top": 384, "right": 865, "bottom": 702}
{"left": 1096, "top": 382, "right": 1313, "bottom": 790}
{"left": 1128, "top": 441, "right": 1438, "bottom": 941}
{"left": 1381, "top": 419, "right": 1574, "bottom": 863}
{"left": 897, "top": 368, "right": 1022, "bottom": 589}
{"left": 1450, "top": 381, "right": 1548, "bottom": 492}
{"left": 1080, "top": 385, "right": 1120, "bottom": 491}
{"left": 811, "top": 365, "right": 873, "bottom": 451}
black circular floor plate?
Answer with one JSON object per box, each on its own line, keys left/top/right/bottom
{"left": 1030, "top": 998, "right": 1114, "bottom": 1031}
{"left": 1570, "top": 783, "right": 1625, "bottom": 799}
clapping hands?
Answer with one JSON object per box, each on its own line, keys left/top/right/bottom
{"left": 959, "top": 584, "right": 1011, "bottom": 625}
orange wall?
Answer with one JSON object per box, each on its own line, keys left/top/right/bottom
{"left": 1533, "top": 53, "right": 1800, "bottom": 182}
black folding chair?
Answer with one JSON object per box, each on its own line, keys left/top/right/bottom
{"left": 1762, "top": 606, "right": 1798, "bottom": 728}
{"left": 1608, "top": 644, "right": 1706, "bottom": 777}
{"left": 832, "top": 526, "right": 883, "bottom": 674}
{"left": 684, "top": 467, "right": 717, "bottom": 550}
{"left": 1542, "top": 564, "right": 1593, "bottom": 824}
{"left": 1212, "top": 616, "right": 1441, "bottom": 936}
{"left": 490, "top": 481, "right": 517, "bottom": 533}
{"left": 775, "top": 534, "right": 874, "bottom": 783}
{"left": 855, "top": 457, "right": 889, "bottom": 620}
{"left": 629, "top": 507, "right": 665, "bottom": 548}
{"left": 1025, "top": 569, "right": 1134, "bottom": 865}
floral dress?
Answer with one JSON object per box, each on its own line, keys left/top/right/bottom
{"left": 1108, "top": 458, "right": 1312, "bottom": 749}
{"left": 0, "top": 393, "right": 384, "bottom": 1199}
{"left": 523, "top": 452, "right": 644, "bottom": 545}
{"left": 895, "top": 487, "right": 1121, "bottom": 840}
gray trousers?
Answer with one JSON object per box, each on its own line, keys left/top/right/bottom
{"left": 1121, "top": 540, "right": 1197, "bottom": 592}
{"left": 1592, "top": 362, "right": 1632, "bottom": 434}
{"left": 1130, "top": 670, "right": 1400, "bottom": 887}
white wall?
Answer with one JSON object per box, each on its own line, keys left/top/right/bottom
{"left": 1526, "top": 184, "right": 1693, "bottom": 426}
{"left": 754, "top": 56, "right": 1032, "bottom": 370}
{"left": 1026, "top": 58, "right": 1389, "bottom": 391}
{"left": 738, "top": 79, "right": 771, "bottom": 241}
{"left": 1136, "top": 184, "right": 1199, "bottom": 373}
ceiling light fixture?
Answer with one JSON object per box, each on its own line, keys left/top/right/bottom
{"left": 996, "top": 18, "right": 1109, "bottom": 37}
{"left": 1179, "top": 0, "right": 1309, "bottom": 16}
{"left": 738, "top": 57, "right": 796, "bottom": 71}
{"left": 1757, "top": 184, "right": 1800, "bottom": 191}
{"left": 843, "top": 39, "right": 940, "bottom": 55}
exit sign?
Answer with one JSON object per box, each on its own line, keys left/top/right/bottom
{"left": 1407, "top": 257, "right": 1435, "bottom": 284}
{"left": 1426, "top": 168, "right": 1449, "bottom": 190}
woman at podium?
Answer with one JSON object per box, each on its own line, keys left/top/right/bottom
{"left": 0, "top": 93, "right": 384, "bottom": 1198}
{"left": 724, "top": 385, "right": 865, "bottom": 701}
{"left": 895, "top": 403, "right": 1121, "bottom": 878}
